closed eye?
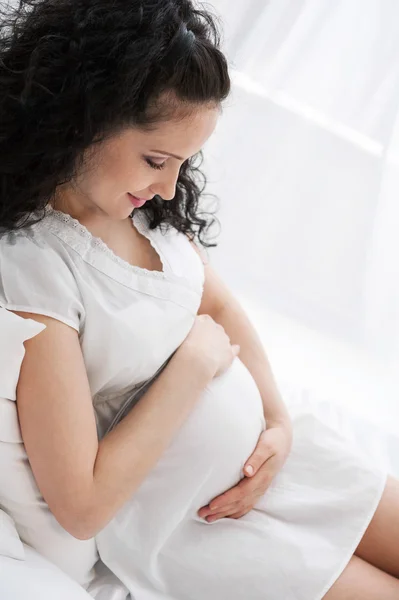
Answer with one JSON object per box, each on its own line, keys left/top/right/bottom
{"left": 145, "top": 158, "right": 166, "bottom": 171}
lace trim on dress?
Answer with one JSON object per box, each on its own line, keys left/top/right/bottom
{"left": 43, "top": 207, "right": 169, "bottom": 280}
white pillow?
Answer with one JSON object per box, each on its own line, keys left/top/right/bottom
{"left": 0, "top": 308, "right": 98, "bottom": 586}
{"left": 0, "top": 509, "right": 24, "bottom": 560}
{"left": 0, "top": 308, "right": 41, "bottom": 561}
{"left": 0, "top": 543, "right": 93, "bottom": 600}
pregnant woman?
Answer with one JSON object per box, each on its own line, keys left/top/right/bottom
{"left": 0, "top": 1, "right": 398, "bottom": 598}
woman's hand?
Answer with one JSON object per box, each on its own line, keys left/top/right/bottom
{"left": 180, "top": 314, "right": 240, "bottom": 378}
{"left": 198, "top": 422, "right": 293, "bottom": 522}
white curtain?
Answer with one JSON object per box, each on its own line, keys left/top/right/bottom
{"left": 204, "top": 0, "right": 399, "bottom": 363}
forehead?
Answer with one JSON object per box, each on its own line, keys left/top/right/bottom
{"left": 131, "top": 106, "right": 220, "bottom": 158}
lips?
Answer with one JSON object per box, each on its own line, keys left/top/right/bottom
{"left": 128, "top": 193, "right": 151, "bottom": 208}
{"left": 129, "top": 194, "right": 153, "bottom": 201}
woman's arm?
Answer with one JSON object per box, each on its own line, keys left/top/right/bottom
{"left": 190, "top": 244, "right": 290, "bottom": 428}
{"left": 212, "top": 297, "right": 290, "bottom": 428}
{"left": 15, "top": 312, "right": 214, "bottom": 541}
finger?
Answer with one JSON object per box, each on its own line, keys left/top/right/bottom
{"left": 207, "top": 487, "right": 246, "bottom": 512}
{"left": 228, "top": 509, "right": 250, "bottom": 519}
{"left": 199, "top": 476, "right": 257, "bottom": 517}
{"left": 205, "top": 512, "right": 229, "bottom": 522}
{"left": 200, "top": 481, "right": 266, "bottom": 520}
{"left": 244, "top": 439, "right": 275, "bottom": 478}
{"left": 244, "top": 451, "right": 275, "bottom": 478}
{"left": 205, "top": 506, "right": 243, "bottom": 522}
{"left": 200, "top": 501, "right": 241, "bottom": 519}
{"left": 197, "top": 505, "right": 211, "bottom": 518}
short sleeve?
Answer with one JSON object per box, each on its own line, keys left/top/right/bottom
{"left": 0, "top": 308, "right": 45, "bottom": 402}
{"left": 0, "top": 230, "right": 85, "bottom": 332}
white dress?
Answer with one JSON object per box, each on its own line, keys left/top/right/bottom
{"left": 0, "top": 208, "right": 387, "bottom": 600}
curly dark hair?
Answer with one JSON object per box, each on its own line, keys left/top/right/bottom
{"left": 0, "top": 0, "right": 230, "bottom": 248}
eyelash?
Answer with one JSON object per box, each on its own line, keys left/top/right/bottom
{"left": 145, "top": 158, "right": 166, "bottom": 171}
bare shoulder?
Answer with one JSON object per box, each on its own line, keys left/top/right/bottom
{"left": 187, "top": 238, "right": 208, "bottom": 265}
{"left": 186, "top": 237, "right": 234, "bottom": 318}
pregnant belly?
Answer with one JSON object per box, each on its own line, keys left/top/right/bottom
{"left": 99, "top": 358, "right": 266, "bottom": 575}
{"left": 121, "top": 358, "right": 266, "bottom": 524}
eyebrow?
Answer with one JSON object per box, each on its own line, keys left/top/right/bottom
{"left": 149, "top": 149, "right": 185, "bottom": 160}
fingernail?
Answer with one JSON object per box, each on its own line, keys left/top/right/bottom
{"left": 245, "top": 465, "right": 254, "bottom": 475}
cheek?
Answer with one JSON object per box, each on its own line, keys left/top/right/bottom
{"left": 116, "top": 156, "right": 154, "bottom": 193}
{"left": 84, "top": 141, "right": 155, "bottom": 201}
{"left": 88, "top": 162, "right": 149, "bottom": 201}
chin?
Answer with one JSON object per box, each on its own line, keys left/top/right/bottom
{"left": 106, "top": 203, "right": 135, "bottom": 221}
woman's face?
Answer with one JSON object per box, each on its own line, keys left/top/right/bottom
{"left": 56, "top": 105, "right": 219, "bottom": 220}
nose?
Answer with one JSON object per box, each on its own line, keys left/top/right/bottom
{"left": 150, "top": 169, "right": 179, "bottom": 201}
